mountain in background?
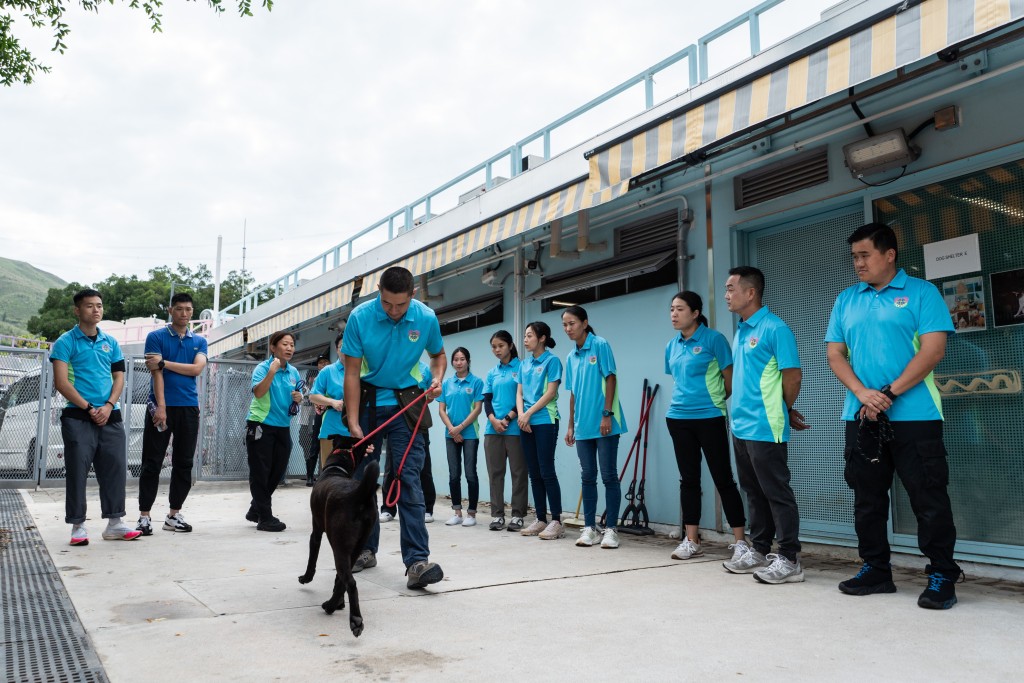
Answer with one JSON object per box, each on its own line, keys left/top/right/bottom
{"left": 0, "top": 257, "right": 66, "bottom": 339}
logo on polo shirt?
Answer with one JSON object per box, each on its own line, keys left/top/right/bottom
{"left": 534, "top": 366, "right": 543, "bottom": 374}
{"left": 894, "top": 297, "right": 909, "bottom": 308}
{"left": 408, "top": 330, "right": 420, "bottom": 342}
{"left": 465, "top": 387, "right": 472, "bottom": 395}
{"left": 692, "top": 346, "right": 702, "bottom": 355}
{"left": 101, "top": 342, "right": 111, "bottom": 353}
{"left": 588, "top": 355, "right": 597, "bottom": 365}
{"left": 748, "top": 337, "right": 759, "bottom": 349}
{"left": 512, "top": 372, "right": 518, "bottom": 379}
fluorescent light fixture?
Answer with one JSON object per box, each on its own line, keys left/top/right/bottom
{"left": 842, "top": 129, "right": 920, "bottom": 178}
{"left": 550, "top": 300, "right": 577, "bottom": 308}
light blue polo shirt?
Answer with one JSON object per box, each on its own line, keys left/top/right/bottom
{"left": 439, "top": 373, "right": 485, "bottom": 440}
{"left": 50, "top": 325, "right": 125, "bottom": 410}
{"left": 564, "top": 333, "right": 626, "bottom": 440}
{"left": 247, "top": 359, "right": 301, "bottom": 428}
{"left": 483, "top": 358, "right": 521, "bottom": 436}
{"left": 341, "top": 296, "right": 444, "bottom": 407}
{"left": 665, "top": 324, "right": 733, "bottom": 420}
{"left": 144, "top": 325, "right": 208, "bottom": 407}
{"left": 311, "top": 360, "right": 350, "bottom": 438}
{"left": 518, "top": 350, "right": 561, "bottom": 425}
{"left": 730, "top": 307, "right": 801, "bottom": 443}
{"left": 826, "top": 268, "right": 954, "bottom": 421}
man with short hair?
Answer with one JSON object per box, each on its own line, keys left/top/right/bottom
{"left": 51, "top": 289, "right": 142, "bottom": 545}
{"left": 826, "top": 222, "right": 962, "bottom": 609}
{"left": 722, "top": 266, "right": 807, "bottom": 584}
{"left": 136, "top": 292, "right": 208, "bottom": 535}
{"left": 343, "top": 266, "right": 447, "bottom": 589}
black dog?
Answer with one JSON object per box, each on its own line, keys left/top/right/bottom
{"left": 298, "top": 444, "right": 378, "bottom": 637}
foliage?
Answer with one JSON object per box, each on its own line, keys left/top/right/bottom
{"left": 0, "top": 256, "right": 66, "bottom": 339}
{"left": 25, "top": 263, "right": 267, "bottom": 340}
{"left": 1, "top": 0, "right": 273, "bottom": 86}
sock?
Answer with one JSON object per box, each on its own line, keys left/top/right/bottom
{"left": 107, "top": 517, "right": 122, "bottom": 528}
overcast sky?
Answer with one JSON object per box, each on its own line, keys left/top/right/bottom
{"left": 1, "top": 0, "right": 835, "bottom": 303}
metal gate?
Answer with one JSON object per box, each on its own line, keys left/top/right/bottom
{"left": 0, "top": 348, "right": 57, "bottom": 486}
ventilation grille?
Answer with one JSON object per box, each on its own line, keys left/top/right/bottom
{"left": 734, "top": 146, "right": 829, "bottom": 209}
{"left": 615, "top": 210, "right": 680, "bottom": 255}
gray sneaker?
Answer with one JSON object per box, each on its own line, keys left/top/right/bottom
{"left": 754, "top": 553, "right": 805, "bottom": 584}
{"left": 520, "top": 519, "right": 547, "bottom": 536}
{"left": 538, "top": 520, "right": 565, "bottom": 540}
{"left": 507, "top": 516, "right": 524, "bottom": 532}
{"left": 727, "top": 540, "right": 750, "bottom": 564}
{"left": 671, "top": 537, "right": 703, "bottom": 560}
{"left": 723, "top": 545, "right": 768, "bottom": 574}
{"left": 406, "top": 560, "right": 444, "bottom": 589}
{"left": 352, "top": 549, "right": 376, "bottom": 573}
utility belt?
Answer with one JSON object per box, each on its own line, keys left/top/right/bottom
{"left": 358, "top": 380, "right": 432, "bottom": 434}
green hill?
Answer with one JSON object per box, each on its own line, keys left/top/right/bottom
{"left": 0, "top": 257, "right": 66, "bottom": 338}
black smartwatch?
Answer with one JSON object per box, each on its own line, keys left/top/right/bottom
{"left": 601, "top": 409, "right": 614, "bottom": 418}
{"left": 880, "top": 384, "right": 897, "bottom": 401}
{"left": 157, "top": 359, "right": 166, "bottom": 370}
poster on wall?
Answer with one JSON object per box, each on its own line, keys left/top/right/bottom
{"left": 923, "top": 233, "right": 982, "bottom": 280}
{"left": 990, "top": 268, "right": 1024, "bottom": 328}
{"left": 942, "top": 277, "right": 987, "bottom": 333}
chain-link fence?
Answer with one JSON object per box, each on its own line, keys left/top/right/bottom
{"left": 0, "top": 348, "right": 55, "bottom": 485}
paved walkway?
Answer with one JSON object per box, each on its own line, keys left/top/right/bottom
{"left": 18, "top": 481, "right": 1024, "bottom": 682}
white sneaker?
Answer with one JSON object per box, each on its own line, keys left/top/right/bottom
{"left": 163, "top": 512, "right": 192, "bottom": 532}
{"left": 727, "top": 540, "right": 750, "bottom": 564}
{"left": 379, "top": 511, "right": 395, "bottom": 523}
{"left": 723, "top": 545, "right": 769, "bottom": 574}
{"left": 600, "top": 528, "right": 620, "bottom": 549}
{"left": 102, "top": 519, "right": 142, "bottom": 541}
{"left": 753, "top": 554, "right": 805, "bottom": 584}
{"left": 424, "top": 513, "right": 434, "bottom": 523}
{"left": 70, "top": 524, "right": 89, "bottom": 546}
{"left": 445, "top": 514, "right": 464, "bottom": 526}
{"left": 576, "top": 526, "right": 601, "bottom": 547}
{"left": 671, "top": 537, "right": 703, "bottom": 560}
{"left": 461, "top": 516, "right": 477, "bottom": 527}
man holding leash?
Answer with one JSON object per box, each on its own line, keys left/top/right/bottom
{"left": 343, "top": 266, "right": 447, "bottom": 589}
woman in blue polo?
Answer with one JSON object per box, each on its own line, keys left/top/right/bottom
{"left": 308, "top": 333, "right": 352, "bottom": 469}
{"left": 482, "top": 330, "right": 528, "bottom": 532}
{"left": 664, "top": 291, "right": 747, "bottom": 561}
{"left": 562, "top": 305, "right": 627, "bottom": 551}
{"left": 245, "top": 330, "right": 303, "bottom": 532}
{"left": 438, "top": 347, "right": 485, "bottom": 527}
{"left": 516, "top": 321, "right": 564, "bottom": 540}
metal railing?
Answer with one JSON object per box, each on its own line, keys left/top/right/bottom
{"left": 219, "top": 0, "right": 791, "bottom": 320}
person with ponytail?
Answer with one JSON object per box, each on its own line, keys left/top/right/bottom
{"left": 481, "top": 330, "right": 529, "bottom": 532}
{"left": 516, "top": 321, "right": 564, "bottom": 540}
{"left": 665, "top": 291, "right": 748, "bottom": 560}
{"left": 438, "top": 347, "right": 485, "bottom": 527}
{"left": 562, "top": 306, "right": 627, "bottom": 550}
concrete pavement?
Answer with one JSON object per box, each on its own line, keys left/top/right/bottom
{"left": 21, "top": 481, "right": 1024, "bottom": 682}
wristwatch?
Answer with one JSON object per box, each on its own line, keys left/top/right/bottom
{"left": 880, "top": 384, "right": 897, "bottom": 401}
{"left": 601, "top": 409, "right": 614, "bottom": 418}
{"left": 157, "top": 360, "right": 166, "bottom": 370}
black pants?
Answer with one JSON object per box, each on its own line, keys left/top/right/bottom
{"left": 667, "top": 417, "right": 745, "bottom": 528}
{"left": 139, "top": 406, "right": 199, "bottom": 512}
{"left": 381, "top": 431, "right": 435, "bottom": 516}
{"left": 733, "top": 437, "right": 801, "bottom": 561}
{"left": 245, "top": 421, "right": 291, "bottom": 521}
{"left": 305, "top": 429, "right": 320, "bottom": 479}
{"left": 843, "top": 419, "right": 959, "bottom": 573}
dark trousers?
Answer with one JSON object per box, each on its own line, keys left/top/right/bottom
{"left": 843, "top": 419, "right": 959, "bottom": 573}
{"left": 381, "top": 432, "right": 435, "bottom": 516}
{"left": 667, "top": 417, "right": 746, "bottom": 528}
{"left": 139, "top": 406, "right": 199, "bottom": 512}
{"left": 733, "top": 437, "right": 801, "bottom": 561}
{"left": 445, "top": 437, "right": 480, "bottom": 511}
{"left": 305, "top": 430, "right": 320, "bottom": 479}
{"left": 576, "top": 435, "right": 620, "bottom": 529}
{"left": 61, "top": 416, "right": 127, "bottom": 524}
{"left": 520, "top": 421, "right": 562, "bottom": 521}
{"left": 245, "top": 421, "right": 291, "bottom": 521}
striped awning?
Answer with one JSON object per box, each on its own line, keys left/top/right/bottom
{"left": 587, "top": 0, "right": 1024, "bottom": 194}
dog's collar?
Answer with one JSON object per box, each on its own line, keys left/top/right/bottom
{"left": 321, "top": 463, "right": 353, "bottom": 478}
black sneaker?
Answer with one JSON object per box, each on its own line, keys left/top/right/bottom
{"left": 163, "top": 512, "right": 193, "bottom": 533}
{"left": 305, "top": 477, "right": 315, "bottom": 487}
{"left": 406, "top": 560, "right": 444, "bottom": 589}
{"left": 352, "top": 549, "right": 376, "bottom": 573}
{"left": 918, "top": 565, "right": 962, "bottom": 610}
{"left": 245, "top": 506, "right": 259, "bottom": 523}
{"left": 136, "top": 516, "right": 154, "bottom": 536}
{"left": 256, "top": 516, "right": 286, "bottom": 532}
{"left": 838, "top": 563, "right": 897, "bottom": 596}
{"left": 507, "top": 516, "right": 524, "bottom": 532}
{"left": 489, "top": 516, "right": 506, "bottom": 531}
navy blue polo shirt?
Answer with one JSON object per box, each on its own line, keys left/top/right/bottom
{"left": 144, "top": 325, "right": 208, "bottom": 407}
{"left": 664, "top": 324, "right": 733, "bottom": 420}
{"left": 483, "top": 358, "right": 521, "bottom": 436}
{"left": 50, "top": 325, "right": 125, "bottom": 410}
{"left": 564, "top": 333, "right": 626, "bottom": 440}
{"left": 341, "top": 296, "right": 444, "bottom": 407}
{"left": 826, "top": 268, "right": 954, "bottom": 421}
{"left": 439, "top": 373, "right": 485, "bottom": 440}
{"left": 730, "top": 307, "right": 801, "bottom": 443}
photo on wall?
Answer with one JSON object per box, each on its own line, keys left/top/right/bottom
{"left": 942, "top": 276, "right": 987, "bottom": 333}
{"left": 989, "top": 267, "right": 1024, "bottom": 328}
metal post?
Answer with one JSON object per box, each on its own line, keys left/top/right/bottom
{"left": 32, "top": 350, "right": 49, "bottom": 487}
{"left": 213, "top": 235, "right": 223, "bottom": 326}
{"left": 749, "top": 11, "right": 761, "bottom": 56}
{"left": 645, "top": 74, "right": 654, "bottom": 109}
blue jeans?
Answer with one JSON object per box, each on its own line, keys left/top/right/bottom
{"left": 445, "top": 438, "right": 479, "bottom": 511}
{"left": 356, "top": 405, "right": 431, "bottom": 567}
{"left": 576, "top": 435, "right": 621, "bottom": 528}
{"left": 520, "top": 421, "right": 561, "bottom": 521}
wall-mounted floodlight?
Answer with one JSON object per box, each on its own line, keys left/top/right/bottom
{"left": 842, "top": 129, "right": 920, "bottom": 179}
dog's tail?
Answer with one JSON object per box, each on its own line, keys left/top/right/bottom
{"left": 358, "top": 459, "right": 380, "bottom": 500}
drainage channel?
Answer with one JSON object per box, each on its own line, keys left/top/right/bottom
{"left": 0, "top": 489, "right": 109, "bottom": 683}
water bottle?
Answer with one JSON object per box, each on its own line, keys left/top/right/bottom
{"left": 147, "top": 400, "right": 167, "bottom": 432}
{"left": 289, "top": 379, "right": 306, "bottom": 416}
